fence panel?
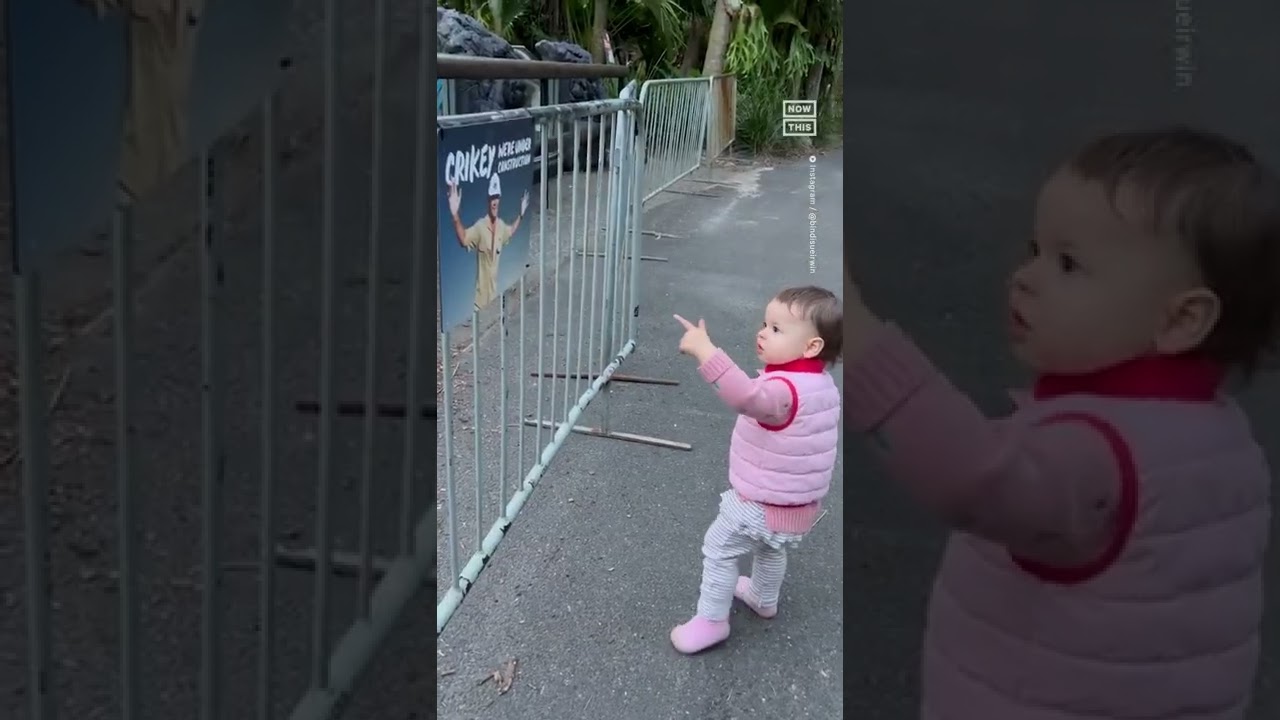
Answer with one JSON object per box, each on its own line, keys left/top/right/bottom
{"left": 434, "top": 88, "right": 647, "bottom": 635}
{"left": 637, "top": 77, "right": 712, "bottom": 203}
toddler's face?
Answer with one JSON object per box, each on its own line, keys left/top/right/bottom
{"left": 756, "top": 299, "right": 824, "bottom": 365}
{"left": 1008, "top": 169, "right": 1214, "bottom": 374}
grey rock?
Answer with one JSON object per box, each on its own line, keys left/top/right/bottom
{"left": 436, "top": 7, "right": 535, "bottom": 113}
{"left": 533, "top": 40, "right": 607, "bottom": 104}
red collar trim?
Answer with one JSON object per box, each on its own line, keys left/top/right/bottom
{"left": 764, "top": 357, "right": 826, "bottom": 374}
{"left": 1032, "top": 354, "right": 1224, "bottom": 403}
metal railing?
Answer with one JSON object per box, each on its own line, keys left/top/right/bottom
{"left": 636, "top": 74, "right": 737, "bottom": 203}
{"left": 7, "top": 2, "right": 441, "bottom": 719}
{"left": 435, "top": 56, "right": 694, "bottom": 636}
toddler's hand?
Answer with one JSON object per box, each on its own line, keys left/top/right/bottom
{"left": 673, "top": 314, "right": 716, "bottom": 362}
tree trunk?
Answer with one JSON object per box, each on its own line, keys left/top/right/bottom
{"left": 825, "top": 36, "right": 843, "bottom": 115}
{"left": 701, "top": 0, "right": 733, "bottom": 76}
{"left": 797, "top": 4, "right": 824, "bottom": 99}
{"left": 680, "top": 17, "right": 706, "bottom": 75}
{"left": 799, "top": 61, "right": 824, "bottom": 148}
{"left": 804, "top": 53, "right": 825, "bottom": 100}
{"left": 590, "top": 0, "right": 608, "bottom": 61}
{"left": 547, "top": 0, "right": 562, "bottom": 38}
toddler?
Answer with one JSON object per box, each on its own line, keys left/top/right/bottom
{"left": 845, "top": 127, "right": 1278, "bottom": 719}
{"left": 669, "top": 286, "right": 843, "bottom": 654}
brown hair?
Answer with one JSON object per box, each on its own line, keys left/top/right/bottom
{"left": 775, "top": 285, "right": 843, "bottom": 364}
{"left": 1068, "top": 126, "right": 1280, "bottom": 378}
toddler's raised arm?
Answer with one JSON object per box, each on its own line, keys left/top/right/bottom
{"left": 698, "top": 350, "right": 793, "bottom": 426}
{"left": 845, "top": 323, "right": 1129, "bottom": 570}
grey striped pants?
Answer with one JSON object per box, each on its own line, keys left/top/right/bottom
{"left": 697, "top": 490, "right": 804, "bottom": 621}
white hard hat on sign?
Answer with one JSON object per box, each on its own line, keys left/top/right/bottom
{"left": 488, "top": 173, "right": 502, "bottom": 197}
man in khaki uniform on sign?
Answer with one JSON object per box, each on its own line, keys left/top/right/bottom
{"left": 83, "top": 0, "right": 204, "bottom": 201}
{"left": 448, "top": 173, "right": 530, "bottom": 311}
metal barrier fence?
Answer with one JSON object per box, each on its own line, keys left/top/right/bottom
{"left": 636, "top": 74, "right": 737, "bottom": 203}
{"left": 433, "top": 56, "right": 685, "bottom": 636}
{"left": 8, "top": 2, "right": 443, "bottom": 719}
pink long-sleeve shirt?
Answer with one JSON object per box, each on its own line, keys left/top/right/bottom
{"left": 844, "top": 323, "right": 1125, "bottom": 564}
{"left": 698, "top": 350, "right": 795, "bottom": 426}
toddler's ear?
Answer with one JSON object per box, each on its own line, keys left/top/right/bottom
{"left": 1156, "top": 287, "right": 1220, "bottom": 356}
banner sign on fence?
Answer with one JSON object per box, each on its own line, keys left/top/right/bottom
{"left": 5, "top": 0, "right": 289, "bottom": 274}
{"left": 438, "top": 116, "right": 537, "bottom": 332}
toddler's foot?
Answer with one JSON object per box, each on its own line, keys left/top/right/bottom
{"left": 734, "top": 576, "right": 778, "bottom": 618}
{"left": 670, "top": 616, "right": 730, "bottom": 654}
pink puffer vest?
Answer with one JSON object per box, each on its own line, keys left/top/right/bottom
{"left": 925, "top": 367, "right": 1271, "bottom": 720}
{"left": 729, "top": 358, "right": 842, "bottom": 505}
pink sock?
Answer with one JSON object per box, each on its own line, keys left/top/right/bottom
{"left": 734, "top": 576, "right": 777, "bottom": 618}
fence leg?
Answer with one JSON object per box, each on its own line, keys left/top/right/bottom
{"left": 272, "top": 547, "right": 393, "bottom": 579}
{"left": 530, "top": 372, "right": 677, "bottom": 386}
{"left": 577, "top": 250, "right": 668, "bottom": 262}
{"left": 521, "top": 418, "right": 691, "bottom": 451}
{"left": 640, "top": 230, "right": 685, "bottom": 240}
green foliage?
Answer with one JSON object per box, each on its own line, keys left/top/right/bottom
{"left": 724, "top": 5, "right": 776, "bottom": 75}
{"left": 445, "top": 0, "right": 842, "bottom": 153}
{"left": 735, "top": 74, "right": 787, "bottom": 152}
{"left": 445, "top": 0, "right": 531, "bottom": 39}
{"left": 724, "top": 1, "right": 835, "bottom": 153}
{"left": 781, "top": 32, "right": 817, "bottom": 86}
